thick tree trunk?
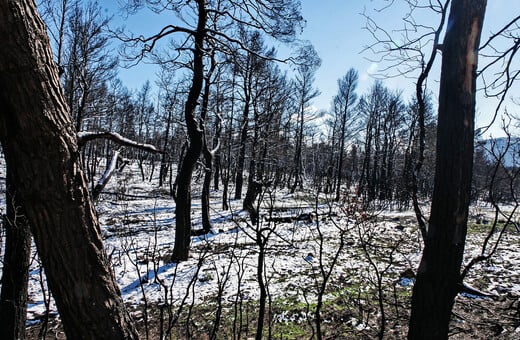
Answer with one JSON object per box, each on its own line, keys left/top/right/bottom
{"left": 0, "top": 170, "right": 31, "bottom": 340}
{"left": 243, "top": 181, "right": 262, "bottom": 226}
{"left": 171, "top": 0, "right": 206, "bottom": 261}
{"left": 173, "top": 139, "right": 202, "bottom": 260}
{"left": 408, "top": 1, "right": 486, "bottom": 338}
{"left": 0, "top": 1, "right": 138, "bottom": 338}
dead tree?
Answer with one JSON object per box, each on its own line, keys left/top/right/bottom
{"left": 0, "top": 170, "right": 31, "bottom": 340}
{"left": 121, "top": 0, "right": 304, "bottom": 261}
{"left": 333, "top": 68, "right": 358, "bottom": 201}
{"left": 199, "top": 52, "right": 221, "bottom": 235}
{"left": 408, "top": 1, "right": 487, "bottom": 337}
{"left": 289, "top": 45, "right": 321, "bottom": 193}
{"left": 363, "top": 0, "right": 451, "bottom": 238}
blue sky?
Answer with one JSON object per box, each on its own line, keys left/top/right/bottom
{"left": 299, "top": 0, "right": 374, "bottom": 109}
{"left": 108, "top": 0, "right": 517, "bottom": 137}
{"left": 108, "top": 0, "right": 379, "bottom": 109}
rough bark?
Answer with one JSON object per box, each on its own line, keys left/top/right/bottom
{"left": 408, "top": 1, "right": 487, "bottom": 338}
{"left": 0, "top": 1, "right": 138, "bottom": 338}
{"left": 0, "top": 170, "right": 31, "bottom": 340}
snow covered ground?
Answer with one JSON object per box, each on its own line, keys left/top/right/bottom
{"left": 1, "top": 158, "right": 519, "bottom": 337}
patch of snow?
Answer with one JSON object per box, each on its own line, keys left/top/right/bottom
{"left": 0, "top": 158, "right": 517, "bottom": 333}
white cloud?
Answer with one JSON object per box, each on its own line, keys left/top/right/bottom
{"left": 361, "top": 62, "right": 378, "bottom": 81}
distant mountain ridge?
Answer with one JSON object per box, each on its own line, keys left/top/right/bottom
{"left": 476, "top": 137, "right": 520, "bottom": 168}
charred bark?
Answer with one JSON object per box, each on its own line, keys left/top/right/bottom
{"left": 171, "top": 0, "right": 207, "bottom": 262}
{"left": 0, "top": 170, "right": 31, "bottom": 340}
{"left": 199, "top": 54, "right": 219, "bottom": 235}
{"left": 234, "top": 79, "right": 251, "bottom": 200}
{"left": 408, "top": 1, "right": 487, "bottom": 338}
{"left": 243, "top": 181, "right": 263, "bottom": 225}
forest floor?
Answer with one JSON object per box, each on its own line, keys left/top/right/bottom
{"left": 1, "top": 161, "right": 518, "bottom": 339}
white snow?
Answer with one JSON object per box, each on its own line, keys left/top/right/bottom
{"left": 0, "top": 157, "right": 519, "bottom": 333}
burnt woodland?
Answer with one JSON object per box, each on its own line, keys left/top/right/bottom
{"left": 0, "top": 0, "right": 520, "bottom": 339}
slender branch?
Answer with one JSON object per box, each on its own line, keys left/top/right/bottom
{"left": 479, "top": 15, "right": 520, "bottom": 50}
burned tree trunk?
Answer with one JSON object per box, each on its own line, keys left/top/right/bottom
{"left": 0, "top": 170, "right": 31, "bottom": 340}
{"left": 243, "top": 181, "right": 263, "bottom": 225}
{"left": 171, "top": 0, "right": 207, "bottom": 262}
{"left": 199, "top": 55, "right": 219, "bottom": 235}
{"left": 408, "top": 1, "right": 487, "bottom": 338}
{"left": 234, "top": 82, "right": 251, "bottom": 200}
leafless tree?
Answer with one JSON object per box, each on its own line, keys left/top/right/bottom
{"left": 408, "top": 1, "right": 487, "bottom": 337}
{"left": 333, "top": 68, "right": 359, "bottom": 201}
{"left": 119, "top": 0, "right": 304, "bottom": 261}
{"left": 289, "top": 44, "right": 321, "bottom": 193}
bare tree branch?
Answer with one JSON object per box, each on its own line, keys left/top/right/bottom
{"left": 77, "top": 131, "right": 163, "bottom": 153}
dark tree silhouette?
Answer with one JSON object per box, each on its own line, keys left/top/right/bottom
{"left": 408, "top": 0, "right": 487, "bottom": 338}
{"left": 333, "top": 68, "right": 358, "bottom": 201}
{"left": 0, "top": 170, "right": 31, "bottom": 340}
